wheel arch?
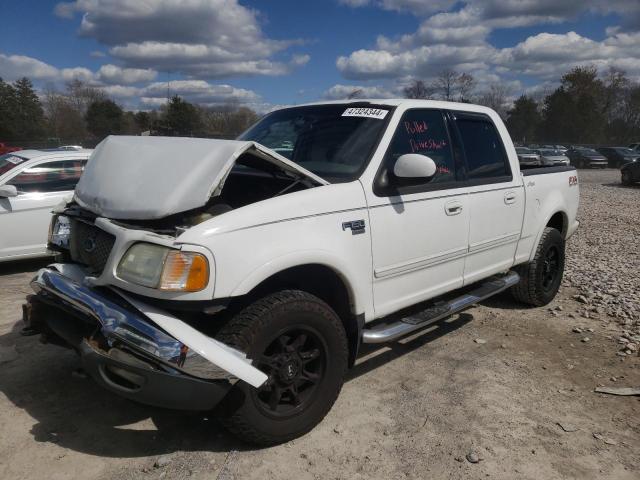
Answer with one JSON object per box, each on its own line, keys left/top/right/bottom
{"left": 231, "top": 258, "right": 366, "bottom": 367}
{"left": 529, "top": 210, "right": 568, "bottom": 261}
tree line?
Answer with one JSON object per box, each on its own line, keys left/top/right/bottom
{"left": 400, "top": 66, "right": 640, "bottom": 145}
{"left": 0, "top": 77, "right": 259, "bottom": 147}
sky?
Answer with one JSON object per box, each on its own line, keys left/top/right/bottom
{"left": 1, "top": 0, "right": 640, "bottom": 112}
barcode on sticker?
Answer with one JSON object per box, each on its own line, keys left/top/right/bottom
{"left": 342, "top": 107, "right": 388, "bottom": 120}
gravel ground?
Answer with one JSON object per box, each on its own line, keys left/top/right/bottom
{"left": 0, "top": 168, "right": 638, "bottom": 480}
{"left": 564, "top": 169, "right": 640, "bottom": 355}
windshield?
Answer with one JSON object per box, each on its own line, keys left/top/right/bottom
{"left": 0, "top": 153, "right": 28, "bottom": 176}
{"left": 615, "top": 147, "right": 635, "bottom": 155}
{"left": 577, "top": 148, "right": 598, "bottom": 154}
{"left": 516, "top": 147, "right": 531, "bottom": 153}
{"left": 238, "top": 104, "right": 392, "bottom": 181}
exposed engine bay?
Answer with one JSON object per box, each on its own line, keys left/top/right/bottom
{"left": 64, "top": 152, "right": 318, "bottom": 237}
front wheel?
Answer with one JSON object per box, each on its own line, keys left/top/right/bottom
{"left": 216, "top": 290, "right": 348, "bottom": 446}
{"left": 621, "top": 170, "right": 633, "bottom": 185}
{"left": 511, "top": 227, "right": 565, "bottom": 306}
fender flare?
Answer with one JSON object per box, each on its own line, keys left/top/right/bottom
{"left": 230, "top": 250, "right": 366, "bottom": 316}
{"left": 528, "top": 209, "right": 568, "bottom": 261}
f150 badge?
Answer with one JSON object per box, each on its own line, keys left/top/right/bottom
{"left": 342, "top": 219, "right": 366, "bottom": 235}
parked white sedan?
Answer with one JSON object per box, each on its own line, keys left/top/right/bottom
{"left": 0, "top": 148, "right": 92, "bottom": 262}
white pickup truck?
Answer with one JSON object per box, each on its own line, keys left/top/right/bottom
{"left": 24, "top": 100, "right": 579, "bottom": 445}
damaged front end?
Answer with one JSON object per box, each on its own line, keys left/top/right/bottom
{"left": 23, "top": 136, "right": 325, "bottom": 410}
{"left": 25, "top": 266, "right": 267, "bottom": 410}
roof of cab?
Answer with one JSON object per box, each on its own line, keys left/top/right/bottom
{"left": 295, "top": 98, "right": 499, "bottom": 115}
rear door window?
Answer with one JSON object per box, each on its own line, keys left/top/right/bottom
{"left": 454, "top": 114, "right": 511, "bottom": 181}
{"left": 7, "top": 159, "right": 87, "bottom": 194}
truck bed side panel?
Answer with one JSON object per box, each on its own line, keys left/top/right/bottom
{"left": 515, "top": 167, "right": 579, "bottom": 265}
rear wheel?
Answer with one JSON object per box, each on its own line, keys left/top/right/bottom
{"left": 511, "top": 227, "right": 565, "bottom": 306}
{"left": 216, "top": 290, "right": 348, "bottom": 446}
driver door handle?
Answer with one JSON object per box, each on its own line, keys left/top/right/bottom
{"left": 445, "top": 200, "right": 463, "bottom": 216}
{"left": 504, "top": 191, "right": 517, "bottom": 204}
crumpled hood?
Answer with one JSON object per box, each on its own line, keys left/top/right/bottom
{"left": 74, "top": 136, "right": 327, "bottom": 220}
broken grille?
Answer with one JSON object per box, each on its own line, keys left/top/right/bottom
{"left": 69, "top": 219, "right": 116, "bottom": 275}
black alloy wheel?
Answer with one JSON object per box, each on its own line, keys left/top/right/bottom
{"left": 252, "top": 327, "right": 326, "bottom": 417}
{"left": 541, "top": 245, "right": 560, "bottom": 292}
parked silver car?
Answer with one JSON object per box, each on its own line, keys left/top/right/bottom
{"left": 534, "top": 148, "right": 570, "bottom": 166}
{"left": 515, "top": 147, "right": 541, "bottom": 167}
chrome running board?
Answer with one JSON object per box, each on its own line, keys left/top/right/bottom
{"left": 362, "top": 271, "right": 520, "bottom": 344}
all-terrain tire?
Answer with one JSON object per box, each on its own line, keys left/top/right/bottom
{"left": 216, "top": 290, "right": 348, "bottom": 446}
{"left": 621, "top": 170, "right": 633, "bottom": 185}
{"left": 511, "top": 227, "right": 565, "bottom": 306}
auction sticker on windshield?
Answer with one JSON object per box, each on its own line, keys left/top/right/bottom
{"left": 342, "top": 107, "right": 388, "bottom": 119}
{"left": 5, "top": 155, "right": 25, "bottom": 165}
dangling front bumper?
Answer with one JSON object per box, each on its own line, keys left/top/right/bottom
{"left": 26, "top": 266, "right": 267, "bottom": 411}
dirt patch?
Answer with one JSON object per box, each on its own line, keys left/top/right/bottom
{"left": 0, "top": 169, "right": 638, "bottom": 480}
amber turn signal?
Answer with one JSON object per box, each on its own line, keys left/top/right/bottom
{"left": 159, "top": 251, "right": 209, "bottom": 292}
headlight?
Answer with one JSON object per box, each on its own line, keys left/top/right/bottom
{"left": 48, "top": 215, "right": 71, "bottom": 249}
{"left": 117, "top": 243, "right": 209, "bottom": 291}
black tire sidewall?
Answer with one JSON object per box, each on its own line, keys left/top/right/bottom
{"left": 225, "top": 295, "right": 347, "bottom": 442}
{"left": 533, "top": 229, "right": 565, "bottom": 305}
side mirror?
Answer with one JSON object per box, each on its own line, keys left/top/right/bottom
{"left": 394, "top": 154, "right": 437, "bottom": 179}
{"left": 0, "top": 185, "right": 18, "bottom": 198}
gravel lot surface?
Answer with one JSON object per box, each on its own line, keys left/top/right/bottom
{"left": 0, "top": 168, "right": 638, "bottom": 480}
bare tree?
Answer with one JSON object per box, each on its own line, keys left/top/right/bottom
{"left": 477, "top": 83, "right": 512, "bottom": 119}
{"left": 42, "top": 85, "right": 87, "bottom": 141}
{"left": 403, "top": 80, "right": 431, "bottom": 99}
{"left": 65, "top": 79, "right": 106, "bottom": 116}
{"left": 602, "top": 66, "right": 630, "bottom": 121}
{"left": 456, "top": 73, "right": 476, "bottom": 102}
{"left": 432, "top": 69, "right": 459, "bottom": 101}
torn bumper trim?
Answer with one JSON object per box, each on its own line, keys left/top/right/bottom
{"left": 30, "top": 268, "right": 267, "bottom": 388}
{"left": 78, "top": 341, "right": 231, "bottom": 411}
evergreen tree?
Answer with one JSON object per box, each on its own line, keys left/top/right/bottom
{"left": 506, "top": 96, "right": 541, "bottom": 144}
{"left": 85, "top": 99, "right": 124, "bottom": 140}
{"left": 12, "top": 77, "right": 45, "bottom": 140}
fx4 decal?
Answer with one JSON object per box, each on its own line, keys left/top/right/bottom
{"left": 569, "top": 175, "right": 578, "bottom": 186}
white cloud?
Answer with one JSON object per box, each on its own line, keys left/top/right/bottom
{"left": 0, "top": 54, "right": 59, "bottom": 81}
{"left": 61, "top": 67, "right": 95, "bottom": 82}
{"left": 101, "top": 84, "right": 141, "bottom": 98}
{"left": 337, "top": 44, "right": 494, "bottom": 80}
{"left": 97, "top": 64, "right": 157, "bottom": 84}
{"left": 337, "top": 0, "right": 640, "bottom": 87}
{"left": 338, "top": 0, "right": 370, "bottom": 7}
{"left": 142, "top": 80, "right": 260, "bottom": 106}
{"left": 495, "top": 31, "right": 640, "bottom": 79}
{"left": 54, "top": 0, "right": 309, "bottom": 78}
{"left": 323, "top": 83, "right": 396, "bottom": 99}
{"left": 339, "top": 0, "right": 457, "bottom": 15}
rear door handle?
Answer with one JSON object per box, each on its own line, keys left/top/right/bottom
{"left": 504, "top": 191, "right": 517, "bottom": 205}
{"left": 445, "top": 200, "right": 463, "bottom": 216}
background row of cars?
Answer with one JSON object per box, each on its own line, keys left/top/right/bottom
{"left": 515, "top": 143, "right": 640, "bottom": 169}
